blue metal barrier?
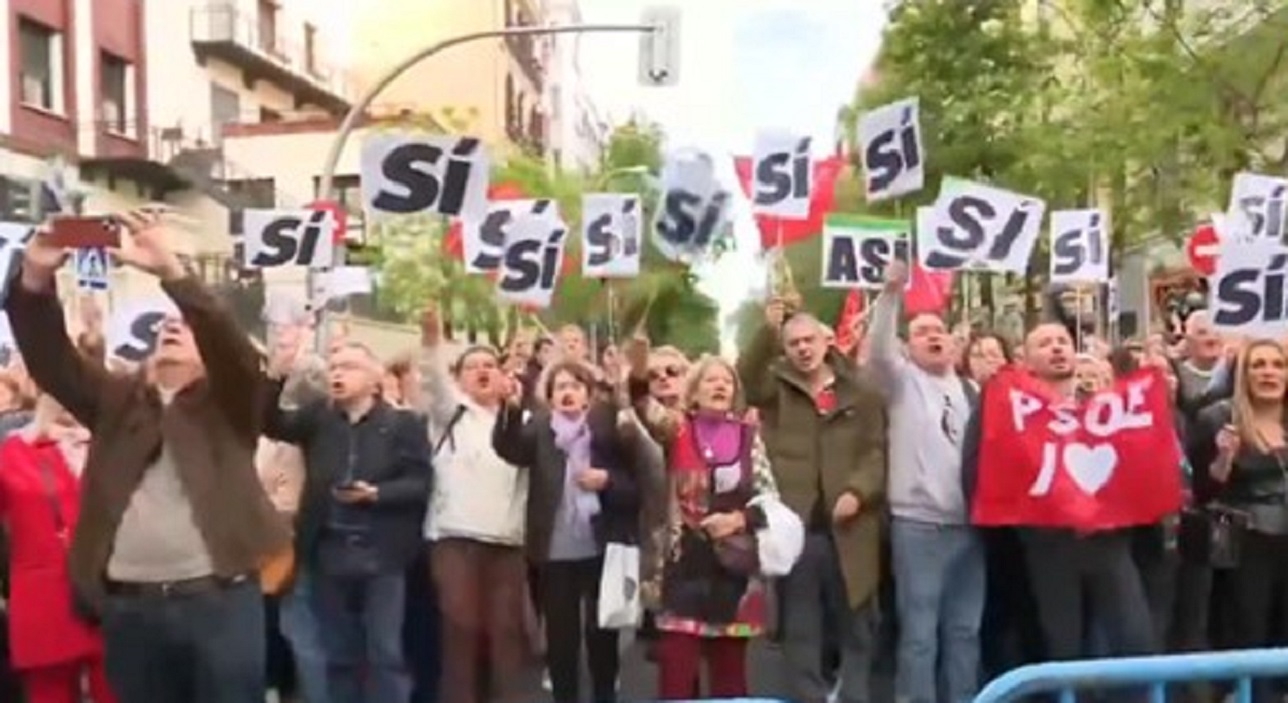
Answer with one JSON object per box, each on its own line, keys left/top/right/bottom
{"left": 974, "top": 648, "right": 1288, "bottom": 703}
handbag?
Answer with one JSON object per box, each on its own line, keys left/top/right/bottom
{"left": 713, "top": 532, "right": 759, "bottom": 575}
{"left": 1178, "top": 504, "right": 1249, "bottom": 568}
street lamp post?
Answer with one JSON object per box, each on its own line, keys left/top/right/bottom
{"left": 312, "top": 23, "right": 659, "bottom": 351}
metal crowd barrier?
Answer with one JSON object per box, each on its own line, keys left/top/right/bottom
{"left": 974, "top": 648, "right": 1288, "bottom": 703}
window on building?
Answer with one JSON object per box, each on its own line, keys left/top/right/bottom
{"left": 304, "top": 23, "right": 318, "bottom": 74}
{"left": 258, "top": 0, "right": 279, "bottom": 54}
{"left": 100, "top": 52, "right": 133, "bottom": 136}
{"left": 226, "top": 178, "right": 276, "bottom": 235}
{"left": 260, "top": 107, "right": 282, "bottom": 123}
{"left": 18, "top": 18, "right": 63, "bottom": 113}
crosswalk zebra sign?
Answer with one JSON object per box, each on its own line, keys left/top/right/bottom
{"left": 75, "top": 247, "right": 109, "bottom": 290}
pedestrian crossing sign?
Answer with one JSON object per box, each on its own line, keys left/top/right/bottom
{"left": 76, "top": 247, "right": 109, "bottom": 290}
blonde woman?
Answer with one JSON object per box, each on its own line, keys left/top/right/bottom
{"left": 632, "top": 352, "right": 780, "bottom": 699}
{"left": 1192, "top": 339, "right": 1288, "bottom": 687}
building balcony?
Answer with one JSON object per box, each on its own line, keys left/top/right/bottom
{"left": 503, "top": 0, "right": 546, "bottom": 90}
{"left": 188, "top": 3, "right": 354, "bottom": 116}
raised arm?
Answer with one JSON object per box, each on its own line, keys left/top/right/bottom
{"left": 5, "top": 236, "right": 111, "bottom": 428}
{"left": 492, "top": 402, "right": 538, "bottom": 468}
{"left": 163, "top": 274, "right": 264, "bottom": 438}
{"left": 737, "top": 296, "right": 795, "bottom": 409}
{"left": 867, "top": 261, "right": 911, "bottom": 397}
{"left": 415, "top": 306, "right": 464, "bottom": 427}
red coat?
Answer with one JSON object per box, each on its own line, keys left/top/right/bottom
{"left": 0, "top": 433, "right": 103, "bottom": 668}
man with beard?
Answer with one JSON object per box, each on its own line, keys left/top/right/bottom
{"left": 962, "top": 323, "right": 1154, "bottom": 663}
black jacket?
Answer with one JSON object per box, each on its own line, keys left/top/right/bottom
{"left": 263, "top": 386, "right": 433, "bottom": 570}
{"left": 492, "top": 402, "right": 640, "bottom": 562}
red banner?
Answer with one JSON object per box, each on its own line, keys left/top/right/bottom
{"left": 733, "top": 156, "right": 844, "bottom": 251}
{"left": 973, "top": 366, "right": 1183, "bottom": 531}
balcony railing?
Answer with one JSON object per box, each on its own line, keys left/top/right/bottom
{"left": 503, "top": 0, "right": 546, "bottom": 89}
{"left": 188, "top": 3, "right": 355, "bottom": 114}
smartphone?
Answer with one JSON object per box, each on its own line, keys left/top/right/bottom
{"left": 48, "top": 216, "right": 122, "bottom": 249}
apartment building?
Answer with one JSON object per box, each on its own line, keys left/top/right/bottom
{"left": 544, "top": 0, "right": 610, "bottom": 171}
{"left": 1, "top": 0, "right": 353, "bottom": 318}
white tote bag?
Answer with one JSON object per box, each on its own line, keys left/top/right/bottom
{"left": 597, "top": 543, "right": 642, "bottom": 629}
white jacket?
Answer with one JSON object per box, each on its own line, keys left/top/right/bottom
{"left": 418, "top": 349, "right": 528, "bottom": 546}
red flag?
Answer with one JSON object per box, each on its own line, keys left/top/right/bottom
{"left": 904, "top": 263, "right": 954, "bottom": 317}
{"left": 972, "top": 366, "right": 1182, "bottom": 532}
{"left": 733, "top": 156, "right": 844, "bottom": 251}
{"left": 834, "top": 290, "right": 865, "bottom": 353}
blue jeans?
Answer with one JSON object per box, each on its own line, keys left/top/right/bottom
{"left": 891, "top": 518, "right": 985, "bottom": 703}
{"left": 101, "top": 578, "right": 265, "bottom": 703}
{"left": 281, "top": 569, "right": 330, "bottom": 703}
{"left": 316, "top": 571, "right": 411, "bottom": 703}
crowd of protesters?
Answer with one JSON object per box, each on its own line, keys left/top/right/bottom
{"left": 0, "top": 211, "right": 1282, "bottom": 703}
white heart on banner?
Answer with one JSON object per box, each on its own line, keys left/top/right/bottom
{"left": 858, "top": 96, "right": 924, "bottom": 203}
{"left": 652, "top": 148, "right": 732, "bottom": 263}
{"left": 1063, "top": 442, "right": 1117, "bottom": 495}
{"left": 1049, "top": 209, "right": 1110, "bottom": 284}
{"left": 750, "top": 131, "right": 813, "bottom": 219}
{"left": 360, "top": 133, "right": 490, "bottom": 221}
{"left": 581, "top": 193, "right": 642, "bottom": 278}
{"left": 920, "top": 178, "right": 1045, "bottom": 274}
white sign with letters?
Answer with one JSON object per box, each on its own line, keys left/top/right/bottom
{"left": 1211, "top": 239, "right": 1288, "bottom": 338}
{"left": 919, "top": 179, "right": 1045, "bottom": 274}
{"left": 1227, "top": 172, "right": 1288, "bottom": 245}
{"left": 243, "top": 209, "right": 337, "bottom": 269}
{"left": 496, "top": 208, "right": 569, "bottom": 309}
{"left": 108, "top": 298, "right": 178, "bottom": 363}
{"left": 750, "top": 132, "right": 812, "bottom": 219}
{"left": 581, "top": 193, "right": 642, "bottom": 278}
{"left": 75, "top": 247, "right": 110, "bottom": 290}
{"left": 463, "top": 199, "right": 560, "bottom": 275}
{"left": 1049, "top": 209, "right": 1110, "bottom": 284}
{"left": 652, "top": 148, "right": 732, "bottom": 263}
{"left": 859, "top": 97, "right": 924, "bottom": 203}
{"left": 820, "top": 217, "right": 909, "bottom": 290}
{"left": 360, "top": 133, "right": 490, "bottom": 220}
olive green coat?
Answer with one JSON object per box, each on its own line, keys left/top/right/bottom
{"left": 737, "top": 325, "right": 887, "bottom": 609}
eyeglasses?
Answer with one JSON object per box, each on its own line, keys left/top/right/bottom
{"left": 649, "top": 365, "right": 684, "bottom": 382}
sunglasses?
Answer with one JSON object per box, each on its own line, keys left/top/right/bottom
{"left": 649, "top": 364, "right": 685, "bottom": 382}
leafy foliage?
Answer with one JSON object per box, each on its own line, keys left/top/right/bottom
{"left": 825, "top": 0, "right": 1288, "bottom": 327}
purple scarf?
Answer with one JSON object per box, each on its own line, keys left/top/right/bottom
{"left": 551, "top": 412, "right": 601, "bottom": 529}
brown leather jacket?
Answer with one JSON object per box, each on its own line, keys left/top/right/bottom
{"left": 5, "top": 275, "right": 290, "bottom": 614}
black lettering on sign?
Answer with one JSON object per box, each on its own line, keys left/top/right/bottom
{"left": 825, "top": 237, "right": 860, "bottom": 285}
{"left": 656, "top": 190, "right": 728, "bottom": 250}
{"left": 1239, "top": 184, "right": 1287, "bottom": 241}
{"left": 866, "top": 105, "right": 921, "bottom": 193}
{"left": 474, "top": 209, "right": 512, "bottom": 271}
{"left": 251, "top": 210, "right": 328, "bottom": 267}
{"left": 754, "top": 137, "right": 811, "bottom": 206}
{"left": 588, "top": 198, "right": 640, "bottom": 267}
{"left": 114, "top": 311, "right": 166, "bottom": 363}
{"left": 1052, "top": 213, "right": 1105, "bottom": 277}
{"left": 925, "top": 195, "right": 1034, "bottom": 269}
{"left": 500, "top": 227, "right": 567, "bottom": 294}
{"left": 371, "top": 138, "right": 481, "bottom": 216}
{"left": 1213, "top": 253, "right": 1288, "bottom": 328}
{"left": 857, "top": 237, "right": 910, "bottom": 287}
